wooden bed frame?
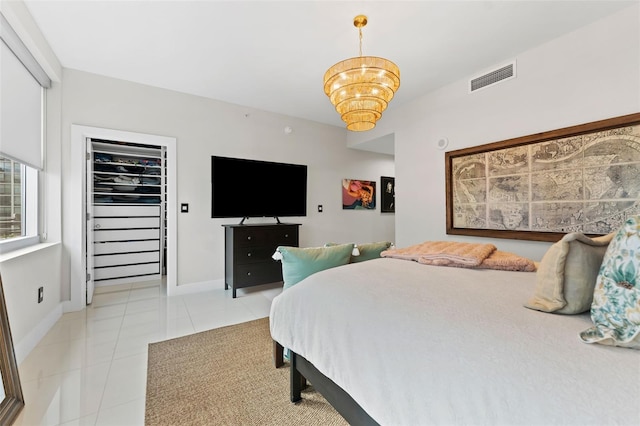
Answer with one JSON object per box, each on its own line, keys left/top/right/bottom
{"left": 274, "top": 341, "right": 379, "bottom": 426}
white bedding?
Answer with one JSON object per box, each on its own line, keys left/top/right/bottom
{"left": 269, "top": 258, "right": 640, "bottom": 426}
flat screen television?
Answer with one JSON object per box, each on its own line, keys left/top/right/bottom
{"left": 211, "top": 156, "right": 307, "bottom": 221}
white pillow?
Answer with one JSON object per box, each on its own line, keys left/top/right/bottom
{"left": 525, "top": 232, "right": 614, "bottom": 314}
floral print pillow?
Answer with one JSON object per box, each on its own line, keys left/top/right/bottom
{"left": 579, "top": 216, "right": 640, "bottom": 349}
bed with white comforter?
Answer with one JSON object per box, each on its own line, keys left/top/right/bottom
{"left": 269, "top": 257, "right": 640, "bottom": 425}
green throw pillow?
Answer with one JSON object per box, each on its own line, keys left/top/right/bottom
{"left": 325, "top": 241, "right": 392, "bottom": 263}
{"left": 277, "top": 243, "right": 354, "bottom": 291}
{"left": 579, "top": 216, "right": 640, "bottom": 349}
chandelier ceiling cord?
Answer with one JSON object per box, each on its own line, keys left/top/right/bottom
{"left": 323, "top": 15, "right": 400, "bottom": 132}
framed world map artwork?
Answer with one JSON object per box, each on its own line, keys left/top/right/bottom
{"left": 445, "top": 112, "right": 640, "bottom": 242}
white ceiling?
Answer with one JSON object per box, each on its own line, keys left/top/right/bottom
{"left": 23, "top": 0, "right": 635, "bottom": 135}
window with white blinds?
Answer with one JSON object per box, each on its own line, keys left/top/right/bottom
{"left": 0, "top": 12, "right": 48, "bottom": 251}
{"left": 1, "top": 40, "right": 43, "bottom": 170}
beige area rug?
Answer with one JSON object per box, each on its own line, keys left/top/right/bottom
{"left": 145, "top": 317, "right": 348, "bottom": 426}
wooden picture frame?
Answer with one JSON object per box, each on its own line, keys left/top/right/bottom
{"left": 445, "top": 112, "right": 640, "bottom": 242}
{"left": 0, "top": 274, "right": 24, "bottom": 425}
{"left": 381, "top": 176, "right": 395, "bottom": 213}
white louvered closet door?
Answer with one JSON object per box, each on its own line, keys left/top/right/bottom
{"left": 87, "top": 139, "right": 165, "bottom": 300}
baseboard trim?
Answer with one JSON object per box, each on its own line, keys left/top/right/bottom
{"left": 15, "top": 303, "right": 62, "bottom": 365}
{"left": 168, "top": 279, "right": 223, "bottom": 296}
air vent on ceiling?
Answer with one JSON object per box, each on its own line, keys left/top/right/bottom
{"left": 469, "top": 61, "right": 516, "bottom": 93}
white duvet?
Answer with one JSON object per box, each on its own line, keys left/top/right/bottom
{"left": 269, "top": 258, "right": 640, "bottom": 426}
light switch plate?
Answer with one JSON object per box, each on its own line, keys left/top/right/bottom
{"left": 181, "top": 203, "right": 189, "bottom": 213}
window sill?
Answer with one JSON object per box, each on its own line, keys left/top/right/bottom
{"left": 0, "top": 241, "right": 59, "bottom": 263}
{"left": 0, "top": 235, "right": 40, "bottom": 256}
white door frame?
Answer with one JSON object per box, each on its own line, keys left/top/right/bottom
{"left": 85, "top": 141, "right": 95, "bottom": 304}
{"left": 68, "top": 125, "right": 177, "bottom": 311}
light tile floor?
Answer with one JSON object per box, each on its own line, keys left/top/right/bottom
{"left": 14, "top": 279, "right": 282, "bottom": 426}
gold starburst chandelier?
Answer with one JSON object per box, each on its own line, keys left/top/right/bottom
{"left": 323, "top": 15, "right": 400, "bottom": 132}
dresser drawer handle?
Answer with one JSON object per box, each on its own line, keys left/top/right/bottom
{"left": 247, "top": 272, "right": 251, "bottom": 276}
{"left": 284, "top": 234, "right": 288, "bottom": 238}
{"left": 247, "top": 236, "right": 252, "bottom": 241}
{"left": 247, "top": 252, "right": 252, "bottom": 257}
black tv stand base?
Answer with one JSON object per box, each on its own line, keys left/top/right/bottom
{"left": 237, "top": 216, "right": 283, "bottom": 225}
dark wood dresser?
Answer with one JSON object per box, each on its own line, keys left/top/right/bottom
{"left": 223, "top": 223, "right": 300, "bottom": 297}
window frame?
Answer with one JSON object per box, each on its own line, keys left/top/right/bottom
{"left": 0, "top": 92, "right": 43, "bottom": 254}
{"left": 0, "top": 161, "right": 39, "bottom": 254}
{"left": 0, "top": 12, "right": 49, "bottom": 254}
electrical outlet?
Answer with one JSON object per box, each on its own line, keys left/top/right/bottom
{"left": 38, "top": 286, "right": 44, "bottom": 303}
{"left": 318, "top": 205, "right": 323, "bottom": 213}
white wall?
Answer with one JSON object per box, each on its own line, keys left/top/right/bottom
{"left": 61, "top": 69, "right": 395, "bottom": 295}
{"left": 0, "top": 1, "right": 64, "bottom": 363}
{"left": 0, "top": 244, "right": 62, "bottom": 364}
{"left": 350, "top": 4, "right": 640, "bottom": 261}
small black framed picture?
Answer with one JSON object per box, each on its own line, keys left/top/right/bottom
{"left": 381, "top": 176, "right": 395, "bottom": 213}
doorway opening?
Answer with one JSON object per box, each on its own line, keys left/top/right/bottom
{"left": 86, "top": 139, "right": 166, "bottom": 303}
{"left": 72, "top": 125, "right": 176, "bottom": 309}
